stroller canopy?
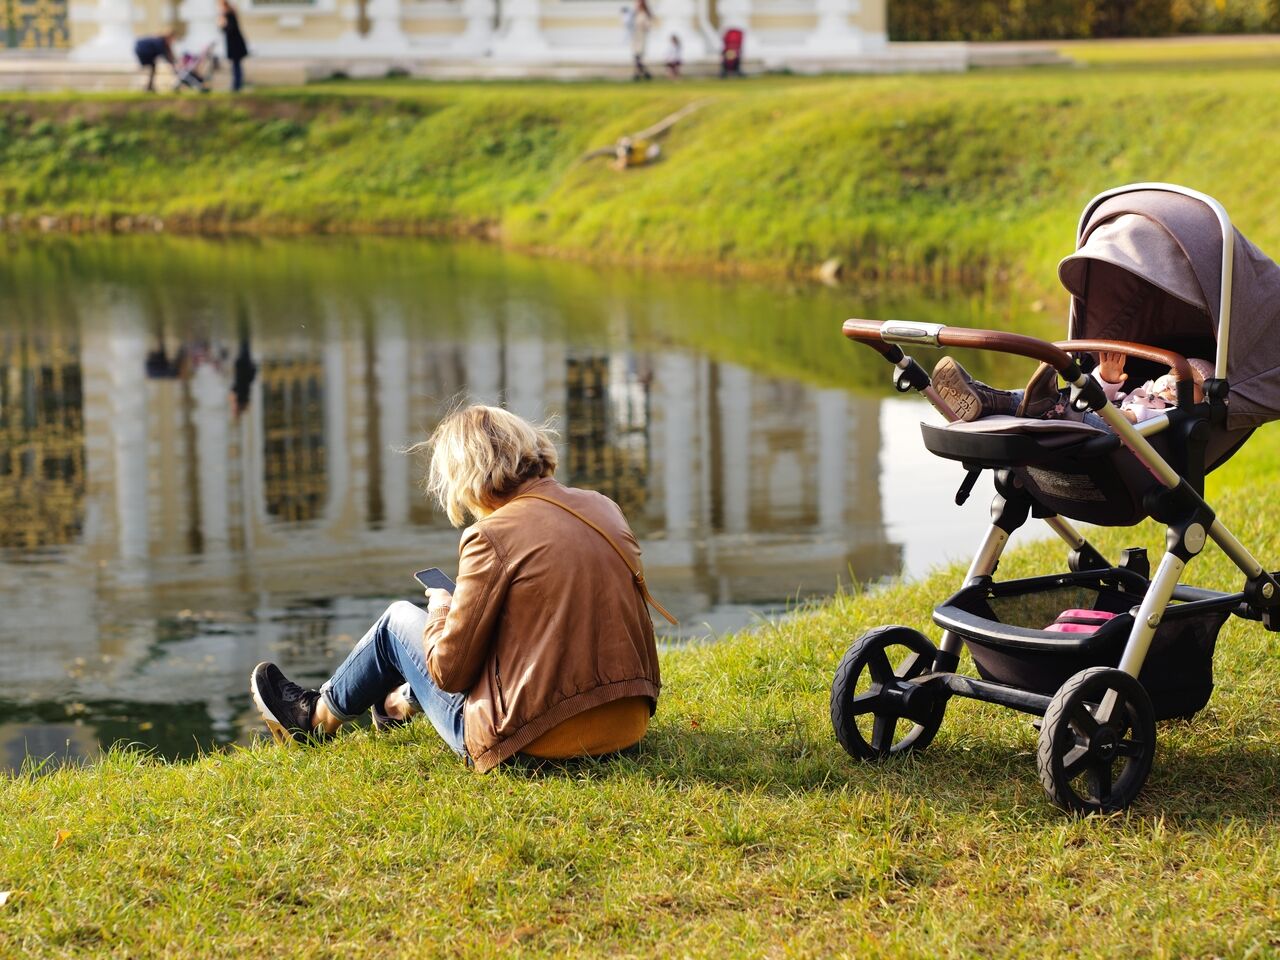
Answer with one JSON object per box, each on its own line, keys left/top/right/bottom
{"left": 1060, "top": 188, "right": 1280, "bottom": 430}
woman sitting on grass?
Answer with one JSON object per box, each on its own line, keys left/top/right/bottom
{"left": 250, "top": 404, "right": 664, "bottom": 772}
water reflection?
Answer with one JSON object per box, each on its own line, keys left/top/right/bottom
{"left": 0, "top": 237, "right": 1027, "bottom": 771}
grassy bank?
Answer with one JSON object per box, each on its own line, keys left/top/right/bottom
{"left": 4, "top": 41, "right": 1280, "bottom": 289}
{"left": 2, "top": 439, "right": 1278, "bottom": 957}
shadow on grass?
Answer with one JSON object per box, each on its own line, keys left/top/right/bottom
{"left": 493, "top": 720, "right": 1280, "bottom": 825}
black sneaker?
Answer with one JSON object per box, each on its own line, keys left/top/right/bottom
{"left": 1017, "top": 362, "right": 1061, "bottom": 419}
{"left": 250, "top": 662, "right": 325, "bottom": 745}
{"left": 931, "top": 357, "right": 1019, "bottom": 422}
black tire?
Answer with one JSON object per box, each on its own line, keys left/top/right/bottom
{"left": 1037, "top": 667, "right": 1156, "bottom": 814}
{"left": 830, "top": 625, "right": 946, "bottom": 761}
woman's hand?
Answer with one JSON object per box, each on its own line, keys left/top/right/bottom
{"left": 424, "top": 588, "right": 453, "bottom": 613}
{"left": 1098, "top": 351, "right": 1128, "bottom": 385}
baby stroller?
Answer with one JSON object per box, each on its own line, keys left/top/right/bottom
{"left": 831, "top": 182, "right": 1280, "bottom": 813}
{"left": 721, "top": 28, "right": 744, "bottom": 77}
{"left": 174, "top": 43, "right": 218, "bottom": 92}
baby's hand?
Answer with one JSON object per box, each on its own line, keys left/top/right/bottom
{"left": 1098, "top": 351, "right": 1128, "bottom": 385}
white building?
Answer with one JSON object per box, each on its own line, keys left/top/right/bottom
{"left": 62, "top": 0, "right": 890, "bottom": 70}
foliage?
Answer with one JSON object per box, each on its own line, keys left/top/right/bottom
{"left": 887, "top": 0, "right": 1280, "bottom": 40}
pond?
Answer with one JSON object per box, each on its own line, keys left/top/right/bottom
{"left": 0, "top": 235, "right": 1058, "bottom": 772}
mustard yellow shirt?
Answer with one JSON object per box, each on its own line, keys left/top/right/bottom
{"left": 522, "top": 696, "right": 649, "bottom": 759}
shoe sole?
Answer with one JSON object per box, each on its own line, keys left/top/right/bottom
{"left": 931, "top": 359, "right": 982, "bottom": 422}
{"left": 250, "top": 662, "right": 296, "bottom": 746}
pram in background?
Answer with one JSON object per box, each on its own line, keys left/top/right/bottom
{"left": 831, "top": 182, "right": 1280, "bottom": 813}
{"left": 174, "top": 43, "right": 218, "bottom": 92}
{"left": 721, "top": 29, "right": 744, "bottom": 77}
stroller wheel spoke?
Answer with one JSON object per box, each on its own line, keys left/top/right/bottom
{"left": 871, "top": 714, "right": 898, "bottom": 752}
{"left": 866, "top": 647, "right": 893, "bottom": 683}
{"left": 1116, "top": 737, "right": 1144, "bottom": 759}
{"left": 848, "top": 690, "right": 882, "bottom": 716}
{"left": 899, "top": 651, "right": 930, "bottom": 680}
{"left": 1070, "top": 705, "right": 1099, "bottom": 738}
{"left": 1087, "top": 760, "right": 1113, "bottom": 799}
{"left": 1061, "top": 744, "right": 1091, "bottom": 779}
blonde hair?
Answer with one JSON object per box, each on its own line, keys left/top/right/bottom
{"left": 416, "top": 405, "right": 558, "bottom": 527}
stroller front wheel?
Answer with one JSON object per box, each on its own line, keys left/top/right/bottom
{"left": 830, "top": 626, "right": 946, "bottom": 761}
{"left": 1037, "top": 667, "right": 1156, "bottom": 814}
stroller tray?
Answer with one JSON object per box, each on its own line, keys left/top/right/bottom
{"left": 934, "top": 569, "right": 1229, "bottom": 720}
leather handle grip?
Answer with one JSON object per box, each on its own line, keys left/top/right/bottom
{"left": 843, "top": 319, "right": 1080, "bottom": 376}
{"left": 1054, "top": 339, "right": 1193, "bottom": 382}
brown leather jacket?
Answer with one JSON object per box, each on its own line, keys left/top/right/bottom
{"left": 423, "top": 477, "right": 661, "bottom": 772}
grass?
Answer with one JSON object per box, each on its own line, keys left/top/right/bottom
{"left": 1, "top": 434, "right": 1278, "bottom": 957}
{"left": 4, "top": 43, "right": 1280, "bottom": 292}
{"left": 5, "top": 41, "right": 1280, "bottom": 957}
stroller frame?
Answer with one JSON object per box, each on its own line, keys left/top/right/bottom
{"left": 831, "top": 183, "right": 1280, "bottom": 813}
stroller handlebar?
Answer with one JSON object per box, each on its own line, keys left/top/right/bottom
{"left": 843, "top": 321, "right": 1195, "bottom": 384}
{"left": 843, "top": 319, "right": 1081, "bottom": 378}
{"left": 1053, "top": 340, "right": 1193, "bottom": 383}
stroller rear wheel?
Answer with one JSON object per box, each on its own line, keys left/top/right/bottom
{"left": 830, "top": 626, "right": 946, "bottom": 761}
{"left": 1037, "top": 667, "right": 1156, "bottom": 814}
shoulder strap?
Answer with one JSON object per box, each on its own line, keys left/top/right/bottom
{"left": 511, "top": 492, "right": 678, "bottom": 626}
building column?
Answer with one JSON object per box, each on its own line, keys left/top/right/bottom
{"left": 489, "top": 0, "right": 550, "bottom": 59}
{"left": 716, "top": 362, "right": 751, "bottom": 535}
{"left": 656, "top": 0, "right": 712, "bottom": 58}
{"left": 815, "top": 388, "right": 847, "bottom": 533}
{"left": 715, "top": 0, "right": 750, "bottom": 31}
{"left": 361, "top": 0, "right": 412, "bottom": 54}
{"left": 70, "top": 0, "right": 139, "bottom": 62}
{"left": 193, "top": 363, "right": 231, "bottom": 550}
{"left": 805, "top": 0, "right": 863, "bottom": 53}
{"left": 455, "top": 0, "right": 496, "bottom": 56}
{"left": 178, "top": 0, "right": 221, "bottom": 53}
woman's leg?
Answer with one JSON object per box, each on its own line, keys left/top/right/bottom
{"left": 319, "top": 601, "right": 466, "bottom": 755}
{"left": 231, "top": 59, "right": 243, "bottom": 91}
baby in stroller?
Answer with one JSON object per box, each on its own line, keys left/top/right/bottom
{"left": 174, "top": 43, "right": 218, "bottom": 92}
{"left": 931, "top": 351, "right": 1214, "bottom": 428}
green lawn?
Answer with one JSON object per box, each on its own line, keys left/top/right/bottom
{"left": 3, "top": 44, "right": 1280, "bottom": 293}
{"left": 5, "top": 43, "right": 1280, "bottom": 957}
{"left": 1, "top": 436, "right": 1278, "bottom": 958}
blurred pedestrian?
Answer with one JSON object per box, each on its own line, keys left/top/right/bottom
{"left": 664, "top": 33, "right": 682, "bottom": 78}
{"left": 630, "top": 0, "right": 653, "bottom": 81}
{"left": 220, "top": 0, "right": 249, "bottom": 92}
{"left": 134, "top": 30, "right": 176, "bottom": 93}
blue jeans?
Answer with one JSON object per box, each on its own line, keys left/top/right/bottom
{"left": 231, "top": 59, "right": 244, "bottom": 92}
{"left": 319, "top": 601, "right": 466, "bottom": 756}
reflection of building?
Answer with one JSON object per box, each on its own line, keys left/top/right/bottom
{"left": 0, "top": 288, "right": 902, "bottom": 769}
{"left": 0, "top": 329, "right": 85, "bottom": 549}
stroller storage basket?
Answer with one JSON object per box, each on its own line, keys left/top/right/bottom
{"left": 934, "top": 570, "right": 1229, "bottom": 720}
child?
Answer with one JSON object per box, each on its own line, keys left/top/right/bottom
{"left": 664, "top": 34, "right": 682, "bottom": 78}
{"left": 932, "top": 353, "right": 1212, "bottom": 430}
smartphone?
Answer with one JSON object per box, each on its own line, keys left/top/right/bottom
{"left": 413, "top": 567, "right": 456, "bottom": 592}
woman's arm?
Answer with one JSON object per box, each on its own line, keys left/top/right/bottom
{"left": 423, "top": 526, "right": 510, "bottom": 693}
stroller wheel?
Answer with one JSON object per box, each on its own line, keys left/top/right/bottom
{"left": 830, "top": 626, "right": 946, "bottom": 761}
{"left": 1037, "top": 667, "right": 1155, "bottom": 814}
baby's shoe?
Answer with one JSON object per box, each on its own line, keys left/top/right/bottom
{"left": 931, "top": 357, "right": 1019, "bottom": 422}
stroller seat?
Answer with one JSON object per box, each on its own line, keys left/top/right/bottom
{"left": 921, "top": 414, "right": 1169, "bottom": 526}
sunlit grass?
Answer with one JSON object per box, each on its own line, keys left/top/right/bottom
{"left": 1, "top": 429, "right": 1278, "bottom": 958}
{"left": 3, "top": 55, "right": 1280, "bottom": 295}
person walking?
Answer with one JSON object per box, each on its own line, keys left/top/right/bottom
{"left": 249, "top": 405, "right": 669, "bottom": 772}
{"left": 664, "top": 33, "right": 682, "bottom": 78}
{"left": 219, "top": 0, "right": 249, "bottom": 92}
{"left": 630, "top": 0, "right": 653, "bottom": 80}
{"left": 133, "top": 30, "right": 176, "bottom": 93}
